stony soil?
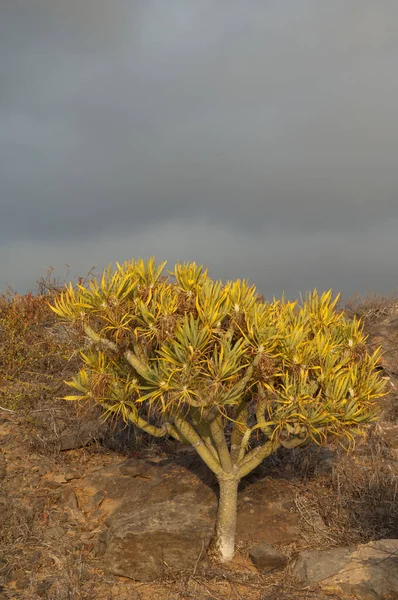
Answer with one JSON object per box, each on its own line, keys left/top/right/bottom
{"left": 1, "top": 395, "right": 397, "bottom": 600}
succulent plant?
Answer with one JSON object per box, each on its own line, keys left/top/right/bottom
{"left": 51, "top": 258, "right": 387, "bottom": 561}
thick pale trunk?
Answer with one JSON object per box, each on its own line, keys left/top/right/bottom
{"left": 215, "top": 476, "right": 240, "bottom": 562}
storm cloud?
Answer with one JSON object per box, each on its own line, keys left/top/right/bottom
{"left": 1, "top": 0, "right": 398, "bottom": 299}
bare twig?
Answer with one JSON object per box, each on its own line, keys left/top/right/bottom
{"left": 0, "top": 404, "right": 16, "bottom": 413}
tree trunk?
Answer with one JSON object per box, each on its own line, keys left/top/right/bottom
{"left": 215, "top": 476, "right": 240, "bottom": 561}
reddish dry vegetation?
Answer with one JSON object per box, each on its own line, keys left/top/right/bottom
{"left": 0, "top": 282, "right": 397, "bottom": 600}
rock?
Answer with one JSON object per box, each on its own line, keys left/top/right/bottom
{"left": 73, "top": 455, "right": 217, "bottom": 581}
{"left": 85, "top": 490, "right": 106, "bottom": 512}
{"left": 52, "top": 474, "right": 68, "bottom": 484}
{"left": 293, "top": 547, "right": 354, "bottom": 586}
{"left": 57, "top": 421, "right": 103, "bottom": 451}
{"left": 118, "top": 459, "right": 153, "bottom": 477}
{"left": 237, "top": 478, "right": 300, "bottom": 544}
{"left": 294, "top": 540, "right": 398, "bottom": 598}
{"left": 103, "top": 473, "right": 217, "bottom": 580}
{"left": 321, "top": 539, "right": 398, "bottom": 599}
{"left": 93, "top": 530, "right": 108, "bottom": 558}
{"left": 41, "top": 473, "right": 67, "bottom": 488}
{"left": 351, "top": 585, "right": 382, "bottom": 600}
{"left": 58, "top": 488, "right": 78, "bottom": 510}
{"left": 65, "top": 470, "right": 82, "bottom": 481}
{"left": 249, "top": 544, "right": 288, "bottom": 573}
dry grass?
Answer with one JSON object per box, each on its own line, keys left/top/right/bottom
{"left": 258, "top": 427, "right": 398, "bottom": 549}
{"left": 0, "top": 291, "right": 79, "bottom": 413}
{"left": 331, "top": 429, "right": 398, "bottom": 539}
{"left": 343, "top": 291, "right": 398, "bottom": 323}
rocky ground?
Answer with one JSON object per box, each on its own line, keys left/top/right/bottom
{"left": 1, "top": 290, "right": 398, "bottom": 599}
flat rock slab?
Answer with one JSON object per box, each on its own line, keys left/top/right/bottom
{"left": 323, "top": 539, "right": 398, "bottom": 599}
{"left": 60, "top": 458, "right": 302, "bottom": 581}
{"left": 293, "top": 546, "right": 355, "bottom": 585}
{"left": 237, "top": 478, "right": 300, "bottom": 544}
{"left": 71, "top": 455, "right": 218, "bottom": 581}
{"left": 294, "top": 539, "right": 398, "bottom": 599}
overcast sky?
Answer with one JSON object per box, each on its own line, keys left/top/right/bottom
{"left": 1, "top": 0, "right": 398, "bottom": 301}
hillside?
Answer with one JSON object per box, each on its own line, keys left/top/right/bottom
{"left": 0, "top": 285, "right": 397, "bottom": 600}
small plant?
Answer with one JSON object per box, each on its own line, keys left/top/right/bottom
{"left": 51, "top": 258, "right": 387, "bottom": 561}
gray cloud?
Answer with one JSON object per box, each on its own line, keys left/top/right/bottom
{"left": 1, "top": 0, "right": 398, "bottom": 297}
{"left": 4, "top": 217, "right": 398, "bottom": 301}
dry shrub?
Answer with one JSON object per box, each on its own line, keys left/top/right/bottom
{"left": 256, "top": 422, "right": 398, "bottom": 552}
{"left": 328, "top": 429, "right": 398, "bottom": 541}
{"left": 343, "top": 291, "right": 398, "bottom": 323}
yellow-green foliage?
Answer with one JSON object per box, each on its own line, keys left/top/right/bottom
{"left": 51, "top": 258, "right": 387, "bottom": 456}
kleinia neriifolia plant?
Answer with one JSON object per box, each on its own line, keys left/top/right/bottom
{"left": 51, "top": 259, "right": 387, "bottom": 561}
